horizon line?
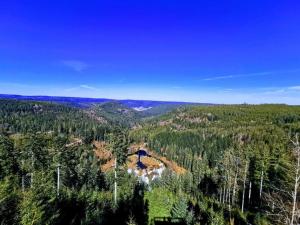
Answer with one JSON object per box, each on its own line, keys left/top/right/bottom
{"left": 0, "top": 93, "right": 297, "bottom": 106}
{"left": 0, "top": 93, "right": 201, "bottom": 104}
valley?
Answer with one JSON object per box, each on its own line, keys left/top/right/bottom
{"left": 2, "top": 1, "right": 299, "bottom": 224}
{"left": 0, "top": 96, "right": 300, "bottom": 225}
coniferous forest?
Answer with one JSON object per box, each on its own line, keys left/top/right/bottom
{"left": 0, "top": 99, "right": 300, "bottom": 225}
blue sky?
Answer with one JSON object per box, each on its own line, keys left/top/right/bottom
{"left": 1, "top": 0, "right": 300, "bottom": 104}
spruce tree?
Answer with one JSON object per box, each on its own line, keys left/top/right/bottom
{"left": 0, "top": 135, "right": 19, "bottom": 179}
{"left": 171, "top": 196, "right": 188, "bottom": 219}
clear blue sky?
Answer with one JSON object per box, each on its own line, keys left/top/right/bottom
{"left": 1, "top": 0, "right": 300, "bottom": 104}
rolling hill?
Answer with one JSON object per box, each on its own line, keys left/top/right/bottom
{"left": 0, "top": 94, "right": 200, "bottom": 109}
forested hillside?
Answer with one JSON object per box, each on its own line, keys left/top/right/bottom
{"left": 88, "top": 101, "right": 142, "bottom": 127}
{"left": 130, "top": 105, "right": 300, "bottom": 224}
{"left": 0, "top": 99, "right": 110, "bottom": 140}
{"left": 0, "top": 99, "right": 146, "bottom": 225}
{"left": 0, "top": 101, "right": 299, "bottom": 224}
{"left": 87, "top": 101, "right": 192, "bottom": 127}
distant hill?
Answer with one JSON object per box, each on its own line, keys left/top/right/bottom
{"left": 0, "top": 94, "right": 112, "bottom": 108}
{"left": 0, "top": 94, "right": 213, "bottom": 127}
{"left": 89, "top": 101, "right": 142, "bottom": 127}
{"left": 0, "top": 98, "right": 110, "bottom": 138}
{"left": 88, "top": 101, "right": 202, "bottom": 127}
{"left": 0, "top": 94, "right": 203, "bottom": 109}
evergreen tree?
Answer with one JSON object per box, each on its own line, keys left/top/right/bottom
{"left": 110, "top": 127, "right": 129, "bottom": 166}
{"left": 20, "top": 172, "right": 59, "bottom": 225}
{"left": 171, "top": 196, "right": 188, "bottom": 219}
{"left": 0, "top": 177, "right": 20, "bottom": 224}
{"left": 0, "top": 135, "right": 19, "bottom": 179}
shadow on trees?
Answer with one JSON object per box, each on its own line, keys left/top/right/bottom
{"left": 103, "top": 184, "right": 149, "bottom": 225}
{"left": 52, "top": 183, "right": 149, "bottom": 225}
{"left": 151, "top": 217, "right": 186, "bottom": 225}
{"left": 198, "top": 175, "right": 218, "bottom": 196}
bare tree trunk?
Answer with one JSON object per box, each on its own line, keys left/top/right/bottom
{"left": 228, "top": 180, "right": 232, "bottom": 220}
{"left": 114, "top": 158, "right": 117, "bottom": 205}
{"left": 291, "top": 141, "right": 300, "bottom": 225}
{"left": 31, "top": 152, "right": 34, "bottom": 188}
{"left": 291, "top": 179, "right": 298, "bottom": 225}
{"left": 227, "top": 175, "right": 231, "bottom": 206}
{"left": 242, "top": 162, "right": 248, "bottom": 213}
{"left": 223, "top": 186, "right": 226, "bottom": 204}
{"left": 57, "top": 165, "right": 60, "bottom": 196}
{"left": 248, "top": 181, "right": 252, "bottom": 205}
{"left": 259, "top": 170, "right": 264, "bottom": 199}
{"left": 232, "top": 171, "right": 238, "bottom": 206}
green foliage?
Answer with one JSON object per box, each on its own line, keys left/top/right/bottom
{"left": 253, "top": 213, "right": 269, "bottom": 225}
{"left": 1, "top": 100, "right": 300, "bottom": 225}
{"left": 131, "top": 104, "right": 300, "bottom": 224}
{"left": 110, "top": 127, "right": 130, "bottom": 166}
{"left": 75, "top": 145, "right": 103, "bottom": 190}
{"left": 0, "top": 99, "right": 109, "bottom": 140}
{"left": 208, "top": 209, "right": 225, "bottom": 225}
{"left": 144, "top": 188, "right": 176, "bottom": 223}
{"left": 76, "top": 190, "right": 113, "bottom": 225}
{"left": 171, "top": 196, "right": 188, "bottom": 219}
{"left": 0, "top": 177, "right": 20, "bottom": 225}
{"left": 20, "top": 134, "right": 50, "bottom": 173}
{"left": 0, "top": 135, "right": 19, "bottom": 179}
{"left": 20, "top": 172, "right": 58, "bottom": 225}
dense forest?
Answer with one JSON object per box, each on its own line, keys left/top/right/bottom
{"left": 0, "top": 99, "right": 299, "bottom": 224}
{"left": 0, "top": 99, "right": 110, "bottom": 141}
{"left": 131, "top": 105, "right": 300, "bottom": 224}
